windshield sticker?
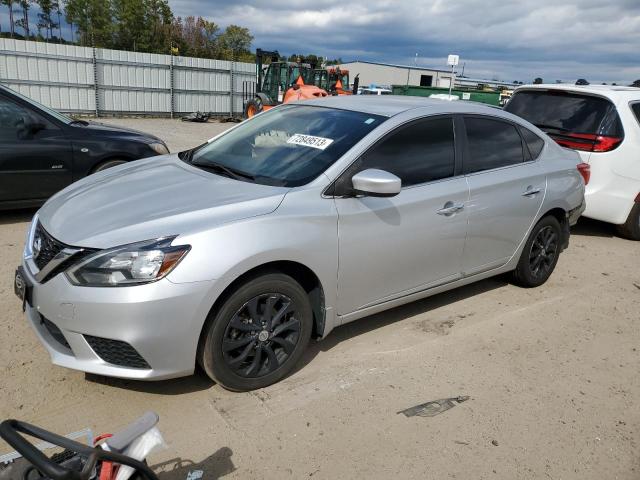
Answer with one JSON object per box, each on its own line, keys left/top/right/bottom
{"left": 364, "top": 118, "right": 376, "bottom": 125}
{"left": 287, "top": 134, "right": 334, "bottom": 150}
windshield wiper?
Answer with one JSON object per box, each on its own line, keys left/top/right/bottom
{"left": 69, "top": 119, "right": 89, "bottom": 126}
{"left": 191, "top": 161, "right": 256, "bottom": 182}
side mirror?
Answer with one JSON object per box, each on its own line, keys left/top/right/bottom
{"left": 17, "top": 117, "right": 45, "bottom": 140}
{"left": 351, "top": 169, "right": 401, "bottom": 197}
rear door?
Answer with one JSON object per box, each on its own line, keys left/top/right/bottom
{"left": 0, "top": 92, "right": 73, "bottom": 203}
{"left": 461, "top": 115, "right": 546, "bottom": 276}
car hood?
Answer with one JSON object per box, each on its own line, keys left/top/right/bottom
{"left": 78, "top": 121, "right": 162, "bottom": 142}
{"left": 38, "top": 155, "right": 288, "bottom": 248}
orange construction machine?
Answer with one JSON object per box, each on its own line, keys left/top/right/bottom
{"left": 243, "top": 49, "right": 328, "bottom": 118}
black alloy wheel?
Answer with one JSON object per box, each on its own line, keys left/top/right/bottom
{"left": 199, "top": 272, "right": 313, "bottom": 391}
{"left": 528, "top": 225, "right": 558, "bottom": 280}
{"left": 222, "top": 293, "right": 301, "bottom": 378}
{"left": 512, "top": 215, "right": 562, "bottom": 288}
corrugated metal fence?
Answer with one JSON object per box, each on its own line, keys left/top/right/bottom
{"left": 0, "top": 39, "right": 256, "bottom": 117}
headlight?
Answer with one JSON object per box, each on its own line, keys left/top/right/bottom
{"left": 149, "top": 142, "right": 170, "bottom": 155}
{"left": 66, "top": 237, "right": 190, "bottom": 287}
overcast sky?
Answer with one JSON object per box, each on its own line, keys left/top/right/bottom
{"left": 167, "top": 0, "right": 640, "bottom": 84}
{"left": 2, "top": 0, "right": 638, "bottom": 84}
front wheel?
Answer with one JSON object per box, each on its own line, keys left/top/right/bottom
{"left": 199, "top": 273, "right": 313, "bottom": 391}
{"left": 512, "top": 215, "right": 562, "bottom": 288}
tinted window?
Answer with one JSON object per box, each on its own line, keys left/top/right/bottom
{"left": 632, "top": 103, "right": 640, "bottom": 125}
{"left": 0, "top": 95, "right": 55, "bottom": 139}
{"left": 465, "top": 117, "right": 524, "bottom": 173}
{"left": 190, "top": 105, "right": 385, "bottom": 187}
{"left": 349, "top": 116, "right": 455, "bottom": 187}
{"left": 505, "top": 90, "right": 621, "bottom": 136}
{"left": 520, "top": 127, "right": 545, "bottom": 159}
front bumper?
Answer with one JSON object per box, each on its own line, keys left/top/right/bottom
{"left": 20, "top": 261, "right": 217, "bottom": 380}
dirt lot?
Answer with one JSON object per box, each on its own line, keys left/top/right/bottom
{"left": 1, "top": 119, "right": 639, "bottom": 479}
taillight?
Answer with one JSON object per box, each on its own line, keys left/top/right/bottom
{"left": 577, "top": 163, "right": 590, "bottom": 185}
{"left": 552, "top": 133, "right": 622, "bottom": 152}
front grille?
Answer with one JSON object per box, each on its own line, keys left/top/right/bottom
{"left": 32, "top": 222, "right": 96, "bottom": 283}
{"left": 33, "top": 222, "right": 67, "bottom": 270}
{"left": 84, "top": 335, "right": 151, "bottom": 369}
{"left": 41, "top": 316, "right": 71, "bottom": 350}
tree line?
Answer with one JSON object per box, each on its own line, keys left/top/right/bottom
{"left": 0, "top": 0, "right": 255, "bottom": 61}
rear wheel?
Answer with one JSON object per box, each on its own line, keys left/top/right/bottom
{"left": 512, "top": 215, "right": 562, "bottom": 288}
{"left": 92, "top": 159, "right": 127, "bottom": 173}
{"left": 243, "top": 98, "right": 263, "bottom": 118}
{"left": 616, "top": 203, "right": 640, "bottom": 241}
{"left": 199, "top": 273, "right": 313, "bottom": 391}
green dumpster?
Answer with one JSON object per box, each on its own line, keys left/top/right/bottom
{"left": 391, "top": 85, "right": 500, "bottom": 106}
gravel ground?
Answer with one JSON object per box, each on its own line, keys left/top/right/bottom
{"left": 96, "top": 117, "right": 234, "bottom": 152}
{"left": 1, "top": 119, "right": 639, "bottom": 480}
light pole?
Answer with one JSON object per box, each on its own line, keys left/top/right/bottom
{"left": 405, "top": 52, "right": 418, "bottom": 88}
{"left": 447, "top": 54, "right": 459, "bottom": 99}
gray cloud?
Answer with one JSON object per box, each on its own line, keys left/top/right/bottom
{"left": 169, "top": 0, "right": 640, "bottom": 84}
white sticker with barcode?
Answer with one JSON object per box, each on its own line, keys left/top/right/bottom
{"left": 287, "top": 134, "right": 334, "bottom": 150}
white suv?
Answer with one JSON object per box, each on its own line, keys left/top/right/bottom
{"left": 506, "top": 85, "right": 640, "bottom": 239}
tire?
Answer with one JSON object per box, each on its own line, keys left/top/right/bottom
{"left": 615, "top": 203, "right": 640, "bottom": 241}
{"left": 92, "top": 159, "right": 127, "bottom": 173}
{"left": 199, "top": 273, "right": 313, "bottom": 391}
{"left": 512, "top": 215, "right": 562, "bottom": 288}
{"left": 243, "top": 98, "right": 263, "bottom": 118}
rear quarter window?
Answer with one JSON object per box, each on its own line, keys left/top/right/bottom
{"left": 520, "top": 127, "right": 545, "bottom": 159}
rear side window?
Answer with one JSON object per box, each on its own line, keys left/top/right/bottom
{"left": 464, "top": 117, "right": 524, "bottom": 173}
{"left": 632, "top": 103, "right": 640, "bottom": 125}
{"left": 349, "top": 116, "right": 455, "bottom": 187}
{"left": 520, "top": 127, "right": 545, "bottom": 159}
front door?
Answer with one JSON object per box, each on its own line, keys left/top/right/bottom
{"left": 334, "top": 116, "right": 469, "bottom": 315}
{"left": 0, "top": 93, "right": 73, "bottom": 203}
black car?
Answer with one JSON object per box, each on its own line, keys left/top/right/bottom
{"left": 0, "top": 85, "right": 169, "bottom": 210}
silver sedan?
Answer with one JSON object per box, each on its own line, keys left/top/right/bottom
{"left": 16, "top": 96, "right": 586, "bottom": 391}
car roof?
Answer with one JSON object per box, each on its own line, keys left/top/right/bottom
{"left": 299, "top": 95, "right": 503, "bottom": 117}
{"left": 514, "top": 84, "right": 640, "bottom": 102}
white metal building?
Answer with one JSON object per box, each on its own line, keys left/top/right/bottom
{"left": 335, "top": 60, "right": 454, "bottom": 88}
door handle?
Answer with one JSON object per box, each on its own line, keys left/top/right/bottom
{"left": 437, "top": 202, "right": 465, "bottom": 216}
{"left": 522, "top": 187, "right": 541, "bottom": 197}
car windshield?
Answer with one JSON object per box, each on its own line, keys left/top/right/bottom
{"left": 1, "top": 86, "right": 74, "bottom": 124}
{"left": 189, "top": 105, "right": 386, "bottom": 187}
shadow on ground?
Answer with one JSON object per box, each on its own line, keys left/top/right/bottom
{"left": 571, "top": 217, "right": 617, "bottom": 238}
{"left": 152, "top": 448, "right": 236, "bottom": 479}
{"left": 295, "top": 274, "right": 509, "bottom": 374}
{"left": 85, "top": 371, "right": 215, "bottom": 395}
{"left": 86, "top": 275, "right": 509, "bottom": 394}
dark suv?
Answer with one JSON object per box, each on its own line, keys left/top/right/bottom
{"left": 0, "top": 85, "right": 169, "bottom": 210}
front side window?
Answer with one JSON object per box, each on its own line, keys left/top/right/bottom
{"left": 345, "top": 116, "right": 455, "bottom": 188}
{"left": 464, "top": 117, "right": 524, "bottom": 173}
{"left": 1, "top": 86, "right": 72, "bottom": 125}
{"left": 189, "top": 105, "right": 385, "bottom": 187}
{"left": 0, "top": 95, "right": 55, "bottom": 139}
